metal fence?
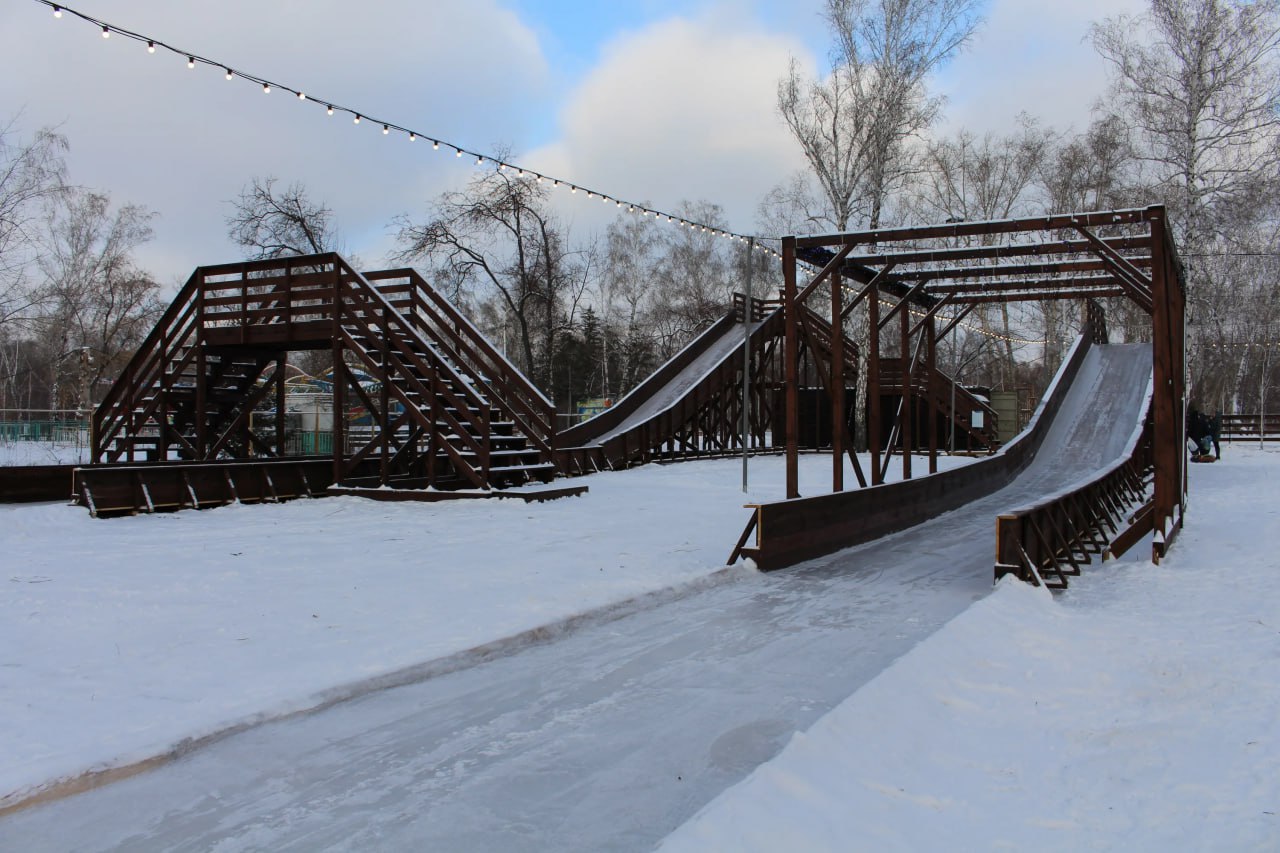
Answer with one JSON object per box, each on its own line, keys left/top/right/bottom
{"left": 0, "top": 410, "right": 90, "bottom": 444}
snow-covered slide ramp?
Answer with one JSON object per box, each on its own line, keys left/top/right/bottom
{"left": 555, "top": 302, "right": 784, "bottom": 472}
{"left": 740, "top": 330, "right": 1153, "bottom": 571}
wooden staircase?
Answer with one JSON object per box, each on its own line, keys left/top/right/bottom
{"left": 88, "top": 254, "right": 556, "bottom": 505}
{"left": 878, "top": 357, "right": 998, "bottom": 451}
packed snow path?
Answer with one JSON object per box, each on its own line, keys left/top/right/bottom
{"left": 0, "top": 345, "right": 1151, "bottom": 851}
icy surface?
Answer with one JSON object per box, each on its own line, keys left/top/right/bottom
{"left": 663, "top": 443, "right": 1279, "bottom": 852}
{"left": 0, "top": 446, "right": 972, "bottom": 805}
{"left": 0, "top": 343, "right": 1208, "bottom": 850}
{"left": 0, "top": 345, "right": 1167, "bottom": 851}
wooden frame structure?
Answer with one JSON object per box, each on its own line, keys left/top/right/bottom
{"left": 82, "top": 254, "right": 560, "bottom": 513}
{"left": 556, "top": 294, "right": 856, "bottom": 473}
{"left": 742, "top": 205, "right": 1186, "bottom": 571}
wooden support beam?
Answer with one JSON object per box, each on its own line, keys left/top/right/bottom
{"left": 831, "top": 271, "right": 845, "bottom": 493}
{"left": 877, "top": 280, "right": 930, "bottom": 330}
{"left": 950, "top": 287, "right": 1128, "bottom": 304}
{"left": 840, "top": 263, "right": 898, "bottom": 322}
{"left": 1073, "top": 225, "right": 1155, "bottom": 314}
{"left": 783, "top": 237, "right": 800, "bottom": 499}
{"left": 796, "top": 243, "right": 854, "bottom": 305}
{"left": 868, "top": 282, "right": 883, "bottom": 486}
{"left": 842, "top": 235, "right": 1153, "bottom": 268}
{"left": 796, "top": 207, "right": 1154, "bottom": 249}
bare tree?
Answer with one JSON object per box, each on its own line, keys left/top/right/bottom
{"left": 226, "top": 176, "right": 339, "bottom": 259}
{"left": 38, "top": 190, "right": 161, "bottom": 409}
{"left": 600, "top": 211, "right": 663, "bottom": 392}
{"left": 1092, "top": 0, "right": 1280, "bottom": 251}
{"left": 0, "top": 120, "right": 68, "bottom": 331}
{"left": 1092, "top": 0, "right": 1280, "bottom": 400}
{"left": 776, "top": 0, "right": 983, "bottom": 231}
{"left": 393, "top": 164, "right": 591, "bottom": 391}
{"left": 911, "top": 118, "right": 1055, "bottom": 388}
{"left": 914, "top": 117, "right": 1054, "bottom": 224}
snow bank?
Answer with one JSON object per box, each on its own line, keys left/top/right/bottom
{"left": 661, "top": 446, "right": 1280, "bottom": 851}
{"left": 0, "top": 451, "right": 975, "bottom": 806}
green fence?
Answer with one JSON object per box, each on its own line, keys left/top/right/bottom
{"left": 0, "top": 419, "right": 90, "bottom": 443}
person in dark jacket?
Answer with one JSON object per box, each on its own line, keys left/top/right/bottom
{"left": 1211, "top": 411, "right": 1223, "bottom": 458}
{"left": 1187, "top": 406, "right": 1213, "bottom": 460}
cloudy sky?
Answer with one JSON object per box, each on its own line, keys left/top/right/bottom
{"left": 1, "top": 0, "right": 1145, "bottom": 286}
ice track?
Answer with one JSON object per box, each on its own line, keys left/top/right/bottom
{"left": 0, "top": 345, "right": 1151, "bottom": 852}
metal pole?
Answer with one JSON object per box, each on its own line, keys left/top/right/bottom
{"left": 742, "top": 237, "right": 754, "bottom": 493}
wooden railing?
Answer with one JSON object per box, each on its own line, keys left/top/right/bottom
{"left": 198, "top": 257, "right": 338, "bottom": 345}
{"left": 363, "top": 268, "right": 555, "bottom": 459}
{"left": 877, "top": 357, "right": 998, "bottom": 448}
{"left": 994, "top": 405, "right": 1154, "bottom": 588}
{"left": 1221, "top": 413, "right": 1280, "bottom": 442}
{"left": 331, "top": 260, "right": 493, "bottom": 488}
{"left": 92, "top": 269, "right": 203, "bottom": 462}
{"left": 732, "top": 324, "right": 1100, "bottom": 571}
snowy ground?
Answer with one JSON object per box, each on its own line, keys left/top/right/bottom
{"left": 0, "top": 440, "right": 89, "bottom": 467}
{"left": 0, "top": 450, "right": 974, "bottom": 808}
{"left": 661, "top": 445, "right": 1280, "bottom": 852}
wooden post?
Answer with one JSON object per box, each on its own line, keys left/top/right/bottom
{"left": 331, "top": 266, "right": 345, "bottom": 485}
{"left": 276, "top": 352, "right": 287, "bottom": 457}
{"left": 742, "top": 237, "right": 754, "bottom": 493}
{"left": 927, "top": 316, "right": 938, "bottom": 474}
{"left": 1148, "top": 206, "right": 1185, "bottom": 549}
{"left": 783, "top": 237, "right": 800, "bottom": 498}
{"left": 868, "top": 282, "right": 882, "bottom": 486}
{"left": 901, "top": 296, "right": 912, "bottom": 481}
{"left": 831, "top": 270, "right": 845, "bottom": 492}
{"left": 195, "top": 278, "right": 207, "bottom": 460}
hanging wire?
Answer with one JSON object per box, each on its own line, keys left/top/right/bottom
{"left": 31, "top": 0, "right": 785, "bottom": 260}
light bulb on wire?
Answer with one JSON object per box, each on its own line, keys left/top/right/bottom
{"left": 42, "top": 0, "right": 771, "bottom": 248}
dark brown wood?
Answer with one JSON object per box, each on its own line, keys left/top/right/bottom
{"left": 795, "top": 207, "right": 1152, "bottom": 249}
{"left": 88, "top": 252, "right": 561, "bottom": 506}
{"left": 0, "top": 464, "right": 77, "bottom": 503}
{"left": 868, "top": 282, "right": 883, "bottom": 486}
{"left": 783, "top": 236, "right": 800, "bottom": 499}
{"left": 831, "top": 271, "right": 845, "bottom": 492}
{"left": 741, "top": 317, "right": 1098, "bottom": 571}
{"left": 842, "top": 235, "right": 1153, "bottom": 268}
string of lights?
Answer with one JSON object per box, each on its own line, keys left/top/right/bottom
{"left": 35, "top": 0, "right": 783, "bottom": 258}
{"left": 33, "top": 0, "right": 1145, "bottom": 345}
{"left": 876, "top": 298, "right": 1051, "bottom": 346}
{"left": 1203, "top": 342, "right": 1280, "bottom": 349}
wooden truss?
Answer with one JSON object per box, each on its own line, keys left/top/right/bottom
{"left": 780, "top": 205, "right": 1187, "bottom": 545}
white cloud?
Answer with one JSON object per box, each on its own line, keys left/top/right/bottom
{"left": 936, "top": 0, "right": 1149, "bottom": 136}
{"left": 0, "top": 0, "right": 551, "bottom": 282}
{"left": 525, "top": 9, "right": 812, "bottom": 239}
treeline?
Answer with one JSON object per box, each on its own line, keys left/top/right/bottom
{"left": 0, "top": 120, "right": 162, "bottom": 414}
{"left": 2, "top": 0, "right": 1277, "bottom": 419}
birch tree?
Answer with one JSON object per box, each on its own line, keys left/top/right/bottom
{"left": 776, "top": 0, "right": 983, "bottom": 231}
